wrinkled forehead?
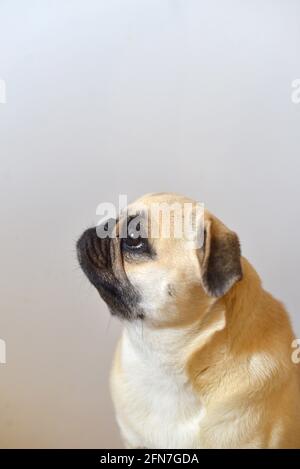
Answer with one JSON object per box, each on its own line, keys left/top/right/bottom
{"left": 120, "top": 194, "right": 204, "bottom": 243}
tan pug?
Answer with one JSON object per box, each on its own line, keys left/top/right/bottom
{"left": 77, "top": 192, "right": 300, "bottom": 448}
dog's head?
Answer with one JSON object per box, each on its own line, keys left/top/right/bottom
{"left": 77, "top": 193, "right": 242, "bottom": 326}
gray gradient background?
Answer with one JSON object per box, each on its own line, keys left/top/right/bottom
{"left": 0, "top": 0, "right": 300, "bottom": 448}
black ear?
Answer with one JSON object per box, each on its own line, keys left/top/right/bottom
{"left": 199, "top": 217, "right": 243, "bottom": 297}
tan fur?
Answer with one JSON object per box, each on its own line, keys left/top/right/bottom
{"left": 110, "top": 193, "right": 300, "bottom": 448}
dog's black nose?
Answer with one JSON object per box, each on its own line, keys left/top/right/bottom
{"left": 76, "top": 227, "right": 96, "bottom": 259}
{"left": 77, "top": 226, "right": 110, "bottom": 271}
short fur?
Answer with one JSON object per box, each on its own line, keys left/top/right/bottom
{"left": 77, "top": 193, "right": 300, "bottom": 448}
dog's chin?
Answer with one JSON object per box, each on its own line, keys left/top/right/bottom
{"left": 79, "top": 264, "right": 144, "bottom": 321}
{"left": 84, "top": 271, "right": 143, "bottom": 321}
{"left": 97, "top": 282, "right": 143, "bottom": 321}
{"left": 108, "top": 305, "right": 145, "bottom": 321}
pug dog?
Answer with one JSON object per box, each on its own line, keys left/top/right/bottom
{"left": 77, "top": 192, "right": 300, "bottom": 448}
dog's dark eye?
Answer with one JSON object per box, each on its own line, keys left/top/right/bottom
{"left": 122, "top": 222, "right": 148, "bottom": 252}
{"left": 121, "top": 218, "right": 151, "bottom": 255}
{"left": 122, "top": 234, "right": 146, "bottom": 252}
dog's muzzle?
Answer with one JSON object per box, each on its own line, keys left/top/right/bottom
{"left": 76, "top": 226, "right": 143, "bottom": 320}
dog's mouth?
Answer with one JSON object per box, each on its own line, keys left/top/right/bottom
{"left": 76, "top": 226, "right": 143, "bottom": 320}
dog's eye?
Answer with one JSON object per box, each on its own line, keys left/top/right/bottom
{"left": 121, "top": 223, "right": 149, "bottom": 252}
{"left": 121, "top": 218, "right": 151, "bottom": 255}
{"left": 122, "top": 234, "right": 146, "bottom": 252}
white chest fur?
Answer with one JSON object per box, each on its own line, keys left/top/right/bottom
{"left": 112, "top": 323, "right": 206, "bottom": 449}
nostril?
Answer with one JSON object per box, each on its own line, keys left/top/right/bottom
{"left": 76, "top": 227, "right": 97, "bottom": 258}
{"left": 77, "top": 226, "right": 112, "bottom": 271}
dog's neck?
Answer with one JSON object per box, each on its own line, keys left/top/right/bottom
{"left": 123, "top": 257, "right": 264, "bottom": 376}
{"left": 123, "top": 299, "right": 227, "bottom": 376}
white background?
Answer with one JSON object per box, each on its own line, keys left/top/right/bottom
{"left": 0, "top": 0, "right": 299, "bottom": 448}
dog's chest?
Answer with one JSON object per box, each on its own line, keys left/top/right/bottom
{"left": 114, "top": 331, "right": 205, "bottom": 449}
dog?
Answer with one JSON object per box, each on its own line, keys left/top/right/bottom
{"left": 77, "top": 192, "right": 300, "bottom": 448}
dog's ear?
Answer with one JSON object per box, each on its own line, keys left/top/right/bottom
{"left": 198, "top": 215, "right": 243, "bottom": 297}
